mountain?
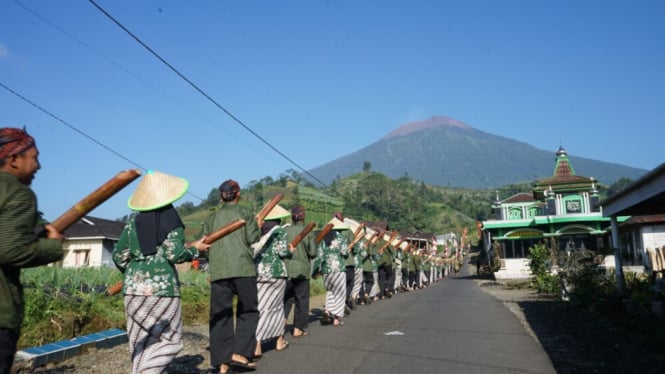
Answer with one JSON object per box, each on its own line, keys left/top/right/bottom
{"left": 308, "top": 116, "right": 647, "bottom": 188}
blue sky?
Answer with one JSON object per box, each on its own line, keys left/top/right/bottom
{"left": 1, "top": 0, "right": 663, "bottom": 221}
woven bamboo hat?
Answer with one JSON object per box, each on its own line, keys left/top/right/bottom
{"left": 127, "top": 170, "right": 189, "bottom": 211}
{"left": 265, "top": 204, "right": 290, "bottom": 220}
{"left": 343, "top": 217, "right": 362, "bottom": 232}
{"left": 327, "top": 217, "right": 350, "bottom": 230}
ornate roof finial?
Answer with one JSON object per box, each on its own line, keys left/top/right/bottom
{"left": 544, "top": 185, "right": 555, "bottom": 198}
{"left": 590, "top": 177, "right": 598, "bottom": 195}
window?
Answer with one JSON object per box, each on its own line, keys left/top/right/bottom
{"left": 74, "top": 249, "right": 90, "bottom": 267}
{"left": 509, "top": 207, "right": 523, "bottom": 220}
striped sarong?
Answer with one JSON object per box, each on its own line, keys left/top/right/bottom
{"left": 124, "top": 295, "right": 183, "bottom": 374}
{"left": 370, "top": 271, "right": 380, "bottom": 297}
{"left": 256, "top": 277, "right": 286, "bottom": 342}
{"left": 351, "top": 267, "right": 363, "bottom": 299}
{"left": 323, "top": 272, "right": 346, "bottom": 318}
{"left": 394, "top": 265, "right": 402, "bottom": 290}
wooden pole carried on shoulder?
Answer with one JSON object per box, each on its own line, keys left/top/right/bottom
{"left": 107, "top": 218, "right": 247, "bottom": 296}
{"left": 347, "top": 222, "right": 366, "bottom": 251}
{"left": 49, "top": 169, "right": 142, "bottom": 232}
{"left": 256, "top": 193, "right": 284, "bottom": 228}
{"left": 315, "top": 223, "right": 334, "bottom": 244}
{"left": 289, "top": 222, "right": 316, "bottom": 249}
{"left": 378, "top": 230, "right": 398, "bottom": 255}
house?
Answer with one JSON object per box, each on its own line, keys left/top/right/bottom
{"left": 614, "top": 215, "right": 665, "bottom": 270}
{"left": 601, "top": 161, "right": 665, "bottom": 277}
{"left": 481, "top": 146, "right": 625, "bottom": 279}
{"left": 61, "top": 216, "right": 126, "bottom": 268}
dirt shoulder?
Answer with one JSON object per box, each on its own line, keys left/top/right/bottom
{"left": 476, "top": 278, "right": 665, "bottom": 374}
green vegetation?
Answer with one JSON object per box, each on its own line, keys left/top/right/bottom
{"left": 20, "top": 170, "right": 570, "bottom": 348}
{"left": 19, "top": 266, "right": 326, "bottom": 349}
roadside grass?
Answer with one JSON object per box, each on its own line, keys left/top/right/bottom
{"left": 19, "top": 266, "right": 325, "bottom": 349}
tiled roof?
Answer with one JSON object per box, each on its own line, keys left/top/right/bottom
{"left": 365, "top": 221, "right": 388, "bottom": 232}
{"left": 620, "top": 214, "right": 665, "bottom": 226}
{"left": 503, "top": 193, "right": 537, "bottom": 204}
{"left": 63, "top": 216, "right": 125, "bottom": 239}
{"left": 554, "top": 158, "right": 575, "bottom": 178}
{"left": 400, "top": 231, "right": 434, "bottom": 241}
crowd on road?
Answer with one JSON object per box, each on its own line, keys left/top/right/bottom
{"left": 0, "top": 129, "right": 467, "bottom": 374}
{"left": 110, "top": 172, "right": 467, "bottom": 374}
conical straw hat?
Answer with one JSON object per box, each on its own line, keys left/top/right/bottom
{"left": 327, "top": 217, "right": 350, "bottom": 230}
{"left": 265, "top": 204, "right": 290, "bottom": 220}
{"left": 364, "top": 227, "right": 377, "bottom": 241}
{"left": 343, "top": 217, "right": 361, "bottom": 232}
{"left": 128, "top": 170, "right": 189, "bottom": 211}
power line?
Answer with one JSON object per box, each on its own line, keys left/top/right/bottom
{"left": 0, "top": 82, "right": 206, "bottom": 202}
{"left": 0, "top": 82, "right": 145, "bottom": 171}
{"left": 12, "top": 0, "right": 289, "bottom": 172}
{"left": 87, "top": 0, "right": 328, "bottom": 188}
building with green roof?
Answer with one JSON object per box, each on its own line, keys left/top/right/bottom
{"left": 481, "top": 146, "right": 626, "bottom": 279}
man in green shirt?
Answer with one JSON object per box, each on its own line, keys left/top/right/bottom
{"left": 283, "top": 206, "right": 317, "bottom": 338}
{"left": 202, "top": 179, "right": 261, "bottom": 374}
{"left": 0, "top": 128, "right": 64, "bottom": 374}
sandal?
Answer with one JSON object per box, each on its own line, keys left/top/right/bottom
{"left": 333, "top": 318, "right": 345, "bottom": 327}
{"left": 292, "top": 330, "right": 309, "bottom": 338}
{"left": 320, "top": 311, "right": 332, "bottom": 325}
{"left": 276, "top": 340, "right": 290, "bottom": 351}
{"left": 230, "top": 355, "right": 257, "bottom": 372}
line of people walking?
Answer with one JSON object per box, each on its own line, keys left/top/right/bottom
{"left": 110, "top": 171, "right": 462, "bottom": 374}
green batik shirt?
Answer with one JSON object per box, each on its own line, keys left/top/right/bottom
{"left": 393, "top": 248, "right": 403, "bottom": 269}
{"left": 254, "top": 226, "right": 292, "bottom": 278}
{"left": 354, "top": 239, "right": 368, "bottom": 268}
{"left": 362, "top": 241, "right": 377, "bottom": 272}
{"left": 317, "top": 230, "right": 349, "bottom": 274}
{"left": 112, "top": 216, "right": 199, "bottom": 297}
{"left": 405, "top": 252, "right": 416, "bottom": 272}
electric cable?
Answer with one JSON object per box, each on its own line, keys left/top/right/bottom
{"left": 0, "top": 82, "right": 206, "bottom": 202}
{"left": 87, "top": 0, "right": 328, "bottom": 188}
{"left": 11, "top": 0, "right": 287, "bottom": 172}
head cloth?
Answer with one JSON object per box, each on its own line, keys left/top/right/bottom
{"left": 0, "top": 127, "right": 35, "bottom": 159}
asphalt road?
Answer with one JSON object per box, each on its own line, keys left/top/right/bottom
{"left": 257, "top": 272, "right": 556, "bottom": 374}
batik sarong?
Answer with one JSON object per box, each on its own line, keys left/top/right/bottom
{"left": 124, "top": 295, "right": 183, "bottom": 374}
{"left": 323, "top": 272, "right": 346, "bottom": 318}
{"left": 351, "top": 267, "right": 363, "bottom": 299}
{"left": 256, "top": 277, "right": 286, "bottom": 341}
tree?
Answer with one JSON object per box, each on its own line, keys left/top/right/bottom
{"left": 363, "top": 161, "right": 372, "bottom": 173}
{"left": 607, "top": 178, "right": 634, "bottom": 197}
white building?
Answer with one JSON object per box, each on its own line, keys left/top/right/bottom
{"left": 60, "top": 216, "right": 125, "bottom": 268}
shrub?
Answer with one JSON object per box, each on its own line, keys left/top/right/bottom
{"left": 557, "top": 248, "right": 616, "bottom": 307}
{"left": 528, "top": 243, "right": 560, "bottom": 295}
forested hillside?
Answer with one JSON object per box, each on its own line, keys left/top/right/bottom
{"left": 172, "top": 171, "right": 539, "bottom": 242}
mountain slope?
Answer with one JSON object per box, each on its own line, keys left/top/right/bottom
{"left": 308, "top": 116, "right": 646, "bottom": 188}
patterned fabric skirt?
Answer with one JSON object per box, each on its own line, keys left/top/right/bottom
{"left": 256, "top": 277, "right": 286, "bottom": 342}
{"left": 323, "top": 272, "right": 346, "bottom": 318}
{"left": 394, "top": 265, "right": 402, "bottom": 289}
{"left": 124, "top": 295, "right": 183, "bottom": 374}
{"left": 370, "top": 271, "right": 380, "bottom": 297}
{"left": 351, "top": 267, "right": 363, "bottom": 298}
